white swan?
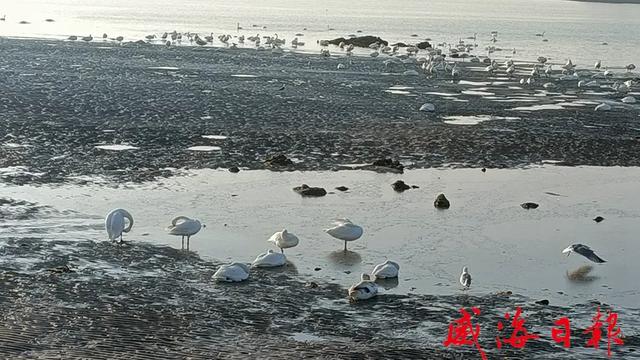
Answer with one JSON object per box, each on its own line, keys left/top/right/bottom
{"left": 267, "top": 229, "right": 299, "bottom": 253}
{"left": 325, "top": 219, "right": 363, "bottom": 251}
{"left": 420, "top": 103, "right": 435, "bottom": 112}
{"left": 348, "top": 273, "right": 378, "bottom": 301}
{"left": 212, "top": 262, "right": 250, "bottom": 282}
{"left": 252, "top": 249, "right": 287, "bottom": 268}
{"left": 621, "top": 96, "right": 636, "bottom": 104}
{"left": 372, "top": 260, "right": 399, "bottom": 279}
{"left": 82, "top": 34, "right": 93, "bottom": 42}
{"left": 460, "top": 267, "right": 471, "bottom": 289}
{"left": 166, "top": 216, "right": 202, "bottom": 250}
{"left": 105, "top": 208, "right": 134, "bottom": 242}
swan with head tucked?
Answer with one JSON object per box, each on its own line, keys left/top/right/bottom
{"left": 348, "top": 273, "right": 378, "bottom": 301}
{"left": 267, "top": 229, "right": 299, "bottom": 253}
{"left": 212, "top": 262, "right": 250, "bottom": 282}
{"left": 460, "top": 266, "right": 471, "bottom": 289}
{"left": 252, "top": 249, "right": 287, "bottom": 268}
{"left": 166, "top": 216, "right": 202, "bottom": 250}
{"left": 105, "top": 208, "right": 134, "bottom": 242}
{"left": 325, "top": 218, "right": 363, "bottom": 251}
{"left": 372, "top": 260, "right": 400, "bottom": 279}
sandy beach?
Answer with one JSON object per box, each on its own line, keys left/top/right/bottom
{"left": 1, "top": 37, "right": 639, "bottom": 185}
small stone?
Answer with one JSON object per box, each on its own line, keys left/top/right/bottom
{"left": 434, "top": 193, "right": 450, "bottom": 209}
{"left": 521, "top": 202, "right": 539, "bottom": 209}
{"left": 344, "top": 270, "right": 351, "bottom": 274}
{"left": 593, "top": 216, "right": 604, "bottom": 223}
{"left": 411, "top": 185, "right": 420, "bottom": 189}
{"left": 535, "top": 299, "right": 550, "bottom": 306}
{"left": 228, "top": 166, "right": 240, "bottom": 173}
{"left": 293, "top": 184, "right": 327, "bottom": 197}
{"left": 314, "top": 267, "right": 322, "bottom": 271}
{"left": 265, "top": 154, "right": 293, "bottom": 167}
{"left": 335, "top": 186, "right": 349, "bottom": 191}
{"left": 481, "top": 168, "right": 487, "bottom": 172}
{"left": 392, "top": 180, "right": 411, "bottom": 192}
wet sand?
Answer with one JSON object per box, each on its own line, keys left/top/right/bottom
{"left": 1, "top": 37, "right": 640, "bottom": 185}
{"left": 1, "top": 167, "right": 640, "bottom": 358}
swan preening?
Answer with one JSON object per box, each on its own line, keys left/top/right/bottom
{"left": 325, "top": 219, "right": 363, "bottom": 251}
{"left": 348, "top": 273, "right": 379, "bottom": 301}
{"left": 459, "top": 267, "right": 471, "bottom": 289}
{"left": 166, "top": 216, "right": 202, "bottom": 250}
{"left": 372, "top": 260, "right": 400, "bottom": 279}
{"left": 212, "top": 262, "right": 250, "bottom": 282}
{"left": 267, "top": 229, "right": 299, "bottom": 253}
{"left": 105, "top": 208, "right": 134, "bottom": 242}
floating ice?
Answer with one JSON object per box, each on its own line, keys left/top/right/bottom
{"left": 95, "top": 144, "right": 139, "bottom": 151}
{"left": 187, "top": 146, "right": 222, "bottom": 152}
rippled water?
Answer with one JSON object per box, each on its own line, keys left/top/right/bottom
{"left": 1, "top": 0, "right": 640, "bottom": 66}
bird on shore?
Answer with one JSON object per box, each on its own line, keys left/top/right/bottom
{"left": 268, "top": 229, "right": 299, "bottom": 253}
{"left": 166, "top": 216, "right": 202, "bottom": 250}
{"left": 348, "top": 273, "right": 378, "bottom": 301}
{"left": 67, "top": 35, "right": 77, "bottom": 41}
{"left": 595, "top": 60, "right": 602, "bottom": 69}
{"left": 325, "top": 219, "right": 363, "bottom": 252}
{"left": 105, "top": 208, "right": 134, "bottom": 243}
{"left": 460, "top": 266, "right": 472, "bottom": 289}
{"left": 372, "top": 260, "right": 400, "bottom": 279}
{"left": 626, "top": 63, "right": 636, "bottom": 72}
{"left": 562, "top": 244, "right": 606, "bottom": 263}
{"left": 82, "top": 34, "right": 93, "bottom": 42}
{"left": 212, "top": 262, "right": 250, "bottom": 282}
{"left": 252, "top": 249, "right": 287, "bottom": 268}
{"left": 115, "top": 36, "right": 123, "bottom": 42}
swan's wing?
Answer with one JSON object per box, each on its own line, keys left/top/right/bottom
{"left": 267, "top": 231, "right": 282, "bottom": 244}
{"left": 105, "top": 210, "right": 125, "bottom": 240}
{"left": 325, "top": 224, "right": 363, "bottom": 241}
{"left": 168, "top": 220, "right": 201, "bottom": 236}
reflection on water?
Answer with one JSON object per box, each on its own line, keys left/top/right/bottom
{"left": 567, "top": 265, "right": 598, "bottom": 283}
{"left": 328, "top": 250, "right": 362, "bottom": 266}
{"left": 375, "top": 277, "right": 399, "bottom": 290}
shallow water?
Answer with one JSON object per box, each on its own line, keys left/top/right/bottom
{"left": 1, "top": 167, "right": 640, "bottom": 358}
{"left": 2, "top": 0, "right": 640, "bottom": 67}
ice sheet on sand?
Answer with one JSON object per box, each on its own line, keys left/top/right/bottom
{"left": 148, "top": 66, "right": 179, "bottom": 71}
{"left": 187, "top": 146, "right": 222, "bottom": 152}
{"left": 201, "top": 135, "right": 228, "bottom": 140}
{"left": 443, "top": 115, "right": 520, "bottom": 125}
{"left": 95, "top": 144, "right": 139, "bottom": 151}
{"left": 462, "top": 90, "right": 495, "bottom": 96}
{"left": 425, "top": 92, "right": 457, "bottom": 97}
{"left": 510, "top": 104, "right": 565, "bottom": 111}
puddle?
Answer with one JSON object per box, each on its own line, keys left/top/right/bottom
{"left": 458, "top": 80, "right": 490, "bottom": 86}
{"left": 443, "top": 115, "right": 520, "bottom": 125}
{"left": 94, "top": 144, "right": 139, "bottom": 151}
{"left": 462, "top": 90, "right": 495, "bottom": 96}
{"left": 187, "top": 146, "right": 222, "bottom": 152}
{"left": 424, "top": 92, "right": 457, "bottom": 97}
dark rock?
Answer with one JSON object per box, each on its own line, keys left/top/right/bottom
{"left": 434, "top": 193, "right": 450, "bottom": 209}
{"left": 265, "top": 154, "right": 293, "bottom": 167}
{"left": 228, "top": 166, "right": 240, "bottom": 173}
{"left": 306, "top": 281, "right": 319, "bottom": 288}
{"left": 314, "top": 267, "right": 322, "bottom": 271}
{"left": 535, "top": 299, "right": 550, "bottom": 306}
{"left": 391, "top": 42, "right": 408, "bottom": 47}
{"left": 47, "top": 265, "right": 74, "bottom": 274}
{"left": 593, "top": 216, "right": 604, "bottom": 223}
{"left": 411, "top": 185, "right": 420, "bottom": 189}
{"left": 344, "top": 270, "right": 351, "bottom": 274}
{"left": 353, "top": 158, "right": 404, "bottom": 174}
{"left": 327, "top": 35, "right": 388, "bottom": 48}
{"left": 293, "top": 184, "right": 327, "bottom": 197}
{"left": 335, "top": 186, "right": 349, "bottom": 191}
{"left": 415, "top": 41, "right": 432, "bottom": 49}
{"left": 392, "top": 180, "right": 411, "bottom": 192}
{"left": 521, "top": 202, "right": 539, "bottom": 209}
{"left": 481, "top": 168, "right": 487, "bottom": 172}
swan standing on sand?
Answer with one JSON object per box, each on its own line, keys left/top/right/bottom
{"left": 105, "top": 208, "right": 134, "bottom": 242}
{"left": 268, "top": 229, "right": 299, "bottom": 253}
{"left": 252, "top": 249, "right": 287, "bottom": 268}
{"left": 372, "top": 260, "right": 399, "bottom": 279}
{"left": 348, "top": 273, "right": 378, "bottom": 301}
{"left": 460, "top": 266, "right": 471, "bottom": 289}
{"left": 212, "top": 262, "right": 250, "bottom": 282}
{"left": 325, "top": 219, "right": 363, "bottom": 251}
{"left": 166, "top": 216, "right": 202, "bottom": 250}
